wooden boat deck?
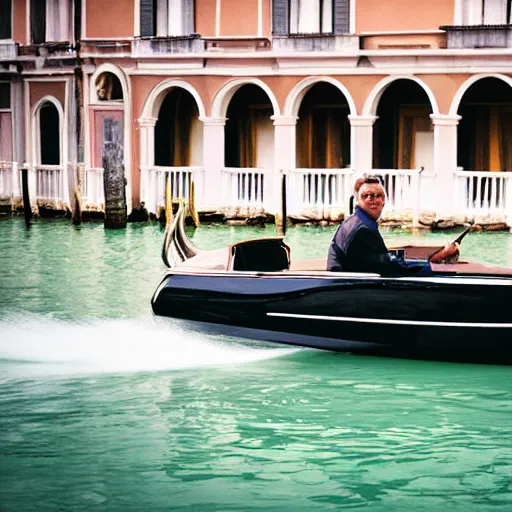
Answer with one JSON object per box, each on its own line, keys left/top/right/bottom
{"left": 172, "top": 250, "right": 512, "bottom": 277}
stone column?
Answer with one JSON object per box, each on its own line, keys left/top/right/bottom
{"left": 348, "top": 115, "right": 377, "bottom": 175}
{"left": 62, "top": 78, "right": 72, "bottom": 210}
{"left": 200, "top": 117, "right": 226, "bottom": 210}
{"left": 12, "top": 79, "right": 23, "bottom": 201}
{"left": 271, "top": 115, "right": 297, "bottom": 215}
{"left": 103, "top": 121, "right": 127, "bottom": 229}
{"left": 430, "top": 114, "right": 461, "bottom": 218}
{"left": 27, "top": 163, "right": 37, "bottom": 212}
{"left": 137, "top": 117, "right": 157, "bottom": 214}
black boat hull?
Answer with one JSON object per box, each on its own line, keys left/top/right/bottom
{"left": 152, "top": 272, "right": 512, "bottom": 358}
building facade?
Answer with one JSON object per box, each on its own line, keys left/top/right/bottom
{"left": 1, "top": 0, "right": 512, "bottom": 225}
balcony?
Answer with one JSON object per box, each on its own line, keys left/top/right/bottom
{"left": 132, "top": 35, "right": 205, "bottom": 57}
{"left": 272, "top": 33, "right": 359, "bottom": 52}
{"left": 0, "top": 41, "right": 18, "bottom": 61}
{"left": 18, "top": 41, "right": 76, "bottom": 60}
{"left": 81, "top": 39, "right": 132, "bottom": 57}
{"left": 361, "top": 31, "right": 447, "bottom": 50}
{"left": 440, "top": 25, "right": 512, "bottom": 49}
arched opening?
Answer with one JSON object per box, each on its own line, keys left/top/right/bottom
{"left": 456, "top": 77, "right": 512, "bottom": 214}
{"left": 94, "top": 72, "right": 123, "bottom": 102}
{"left": 154, "top": 88, "right": 201, "bottom": 167}
{"left": 373, "top": 79, "right": 434, "bottom": 172}
{"left": 296, "top": 82, "right": 350, "bottom": 169}
{"left": 39, "top": 102, "right": 60, "bottom": 165}
{"left": 457, "top": 78, "right": 512, "bottom": 173}
{"left": 225, "top": 84, "right": 274, "bottom": 169}
{"left": 291, "top": 82, "right": 352, "bottom": 211}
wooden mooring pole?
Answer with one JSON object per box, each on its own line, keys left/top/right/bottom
{"left": 276, "top": 172, "right": 287, "bottom": 237}
{"left": 102, "top": 121, "right": 127, "bottom": 229}
{"left": 21, "top": 168, "right": 32, "bottom": 228}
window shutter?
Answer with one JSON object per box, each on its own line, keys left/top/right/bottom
{"left": 183, "top": 0, "right": 195, "bottom": 34}
{"left": 273, "top": 0, "right": 289, "bottom": 35}
{"left": 31, "top": 0, "right": 47, "bottom": 44}
{"left": 0, "top": 0, "right": 12, "bottom": 39}
{"left": 333, "top": 0, "right": 349, "bottom": 34}
{"left": 140, "top": 0, "right": 155, "bottom": 37}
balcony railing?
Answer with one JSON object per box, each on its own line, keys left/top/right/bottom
{"left": 371, "top": 169, "right": 421, "bottom": 211}
{"left": 441, "top": 24, "right": 512, "bottom": 49}
{"left": 0, "top": 41, "right": 18, "bottom": 60}
{"left": 73, "top": 163, "right": 512, "bottom": 224}
{"left": 290, "top": 168, "right": 354, "bottom": 215}
{"left": 0, "top": 161, "right": 14, "bottom": 198}
{"left": 272, "top": 33, "right": 359, "bottom": 51}
{"left": 79, "top": 39, "right": 132, "bottom": 57}
{"left": 83, "top": 167, "right": 104, "bottom": 206}
{"left": 132, "top": 35, "right": 205, "bottom": 56}
{"left": 454, "top": 170, "right": 512, "bottom": 220}
{"left": 0, "top": 161, "right": 13, "bottom": 199}
{"left": 221, "top": 167, "right": 269, "bottom": 209}
{"left": 142, "top": 166, "right": 205, "bottom": 214}
{"left": 35, "top": 165, "right": 64, "bottom": 202}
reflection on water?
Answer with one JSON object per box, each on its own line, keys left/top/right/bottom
{"left": 0, "top": 218, "right": 511, "bottom": 511}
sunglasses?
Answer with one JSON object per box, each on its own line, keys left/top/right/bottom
{"left": 360, "top": 192, "right": 385, "bottom": 200}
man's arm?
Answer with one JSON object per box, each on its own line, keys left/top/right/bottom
{"left": 429, "top": 242, "right": 460, "bottom": 263}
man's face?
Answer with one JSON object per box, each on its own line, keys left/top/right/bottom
{"left": 357, "top": 182, "right": 385, "bottom": 220}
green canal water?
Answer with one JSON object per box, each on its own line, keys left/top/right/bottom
{"left": 0, "top": 218, "right": 511, "bottom": 511}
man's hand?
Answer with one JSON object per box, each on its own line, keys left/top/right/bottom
{"left": 430, "top": 242, "right": 460, "bottom": 264}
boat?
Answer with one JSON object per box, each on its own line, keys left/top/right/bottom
{"left": 151, "top": 200, "right": 512, "bottom": 363}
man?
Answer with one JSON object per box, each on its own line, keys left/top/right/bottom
{"left": 327, "top": 174, "right": 459, "bottom": 276}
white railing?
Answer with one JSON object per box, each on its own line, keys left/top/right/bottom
{"left": 290, "top": 168, "right": 355, "bottom": 214}
{"left": 83, "top": 167, "right": 104, "bottom": 206}
{"left": 371, "top": 169, "right": 421, "bottom": 214}
{"left": 454, "top": 169, "right": 512, "bottom": 220}
{"left": 143, "top": 166, "right": 205, "bottom": 213}
{"left": 35, "top": 165, "right": 64, "bottom": 202}
{"left": 0, "top": 161, "right": 14, "bottom": 198}
{"left": 221, "top": 167, "right": 269, "bottom": 209}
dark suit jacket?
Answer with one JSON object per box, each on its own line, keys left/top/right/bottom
{"left": 327, "top": 209, "right": 430, "bottom": 276}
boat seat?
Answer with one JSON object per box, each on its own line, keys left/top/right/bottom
{"left": 229, "top": 238, "right": 290, "bottom": 272}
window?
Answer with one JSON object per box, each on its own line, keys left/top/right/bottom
{"left": 290, "top": 0, "right": 332, "bottom": 34}
{"left": 140, "top": 0, "right": 195, "bottom": 37}
{"left": 0, "top": 83, "right": 10, "bottom": 109}
{"left": 94, "top": 73, "right": 123, "bottom": 102}
{"left": 273, "top": 0, "right": 349, "bottom": 36}
{"left": 462, "top": 0, "right": 512, "bottom": 25}
{"left": 0, "top": 83, "right": 12, "bottom": 162}
{"left": 0, "top": 0, "right": 12, "bottom": 39}
{"left": 31, "top": 0, "right": 72, "bottom": 44}
{"left": 39, "top": 103, "right": 60, "bottom": 165}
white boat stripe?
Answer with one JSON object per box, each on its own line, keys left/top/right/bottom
{"left": 398, "top": 277, "right": 512, "bottom": 286}
{"left": 267, "top": 312, "right": 512, "bottom": 328}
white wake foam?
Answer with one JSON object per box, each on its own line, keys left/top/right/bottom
{"left": 0, "top": 312, "right": 298, "bottom": 379}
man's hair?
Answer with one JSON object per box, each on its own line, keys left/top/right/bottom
{"left": 354, "top": 174, "right": 384, "bottom": 197}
